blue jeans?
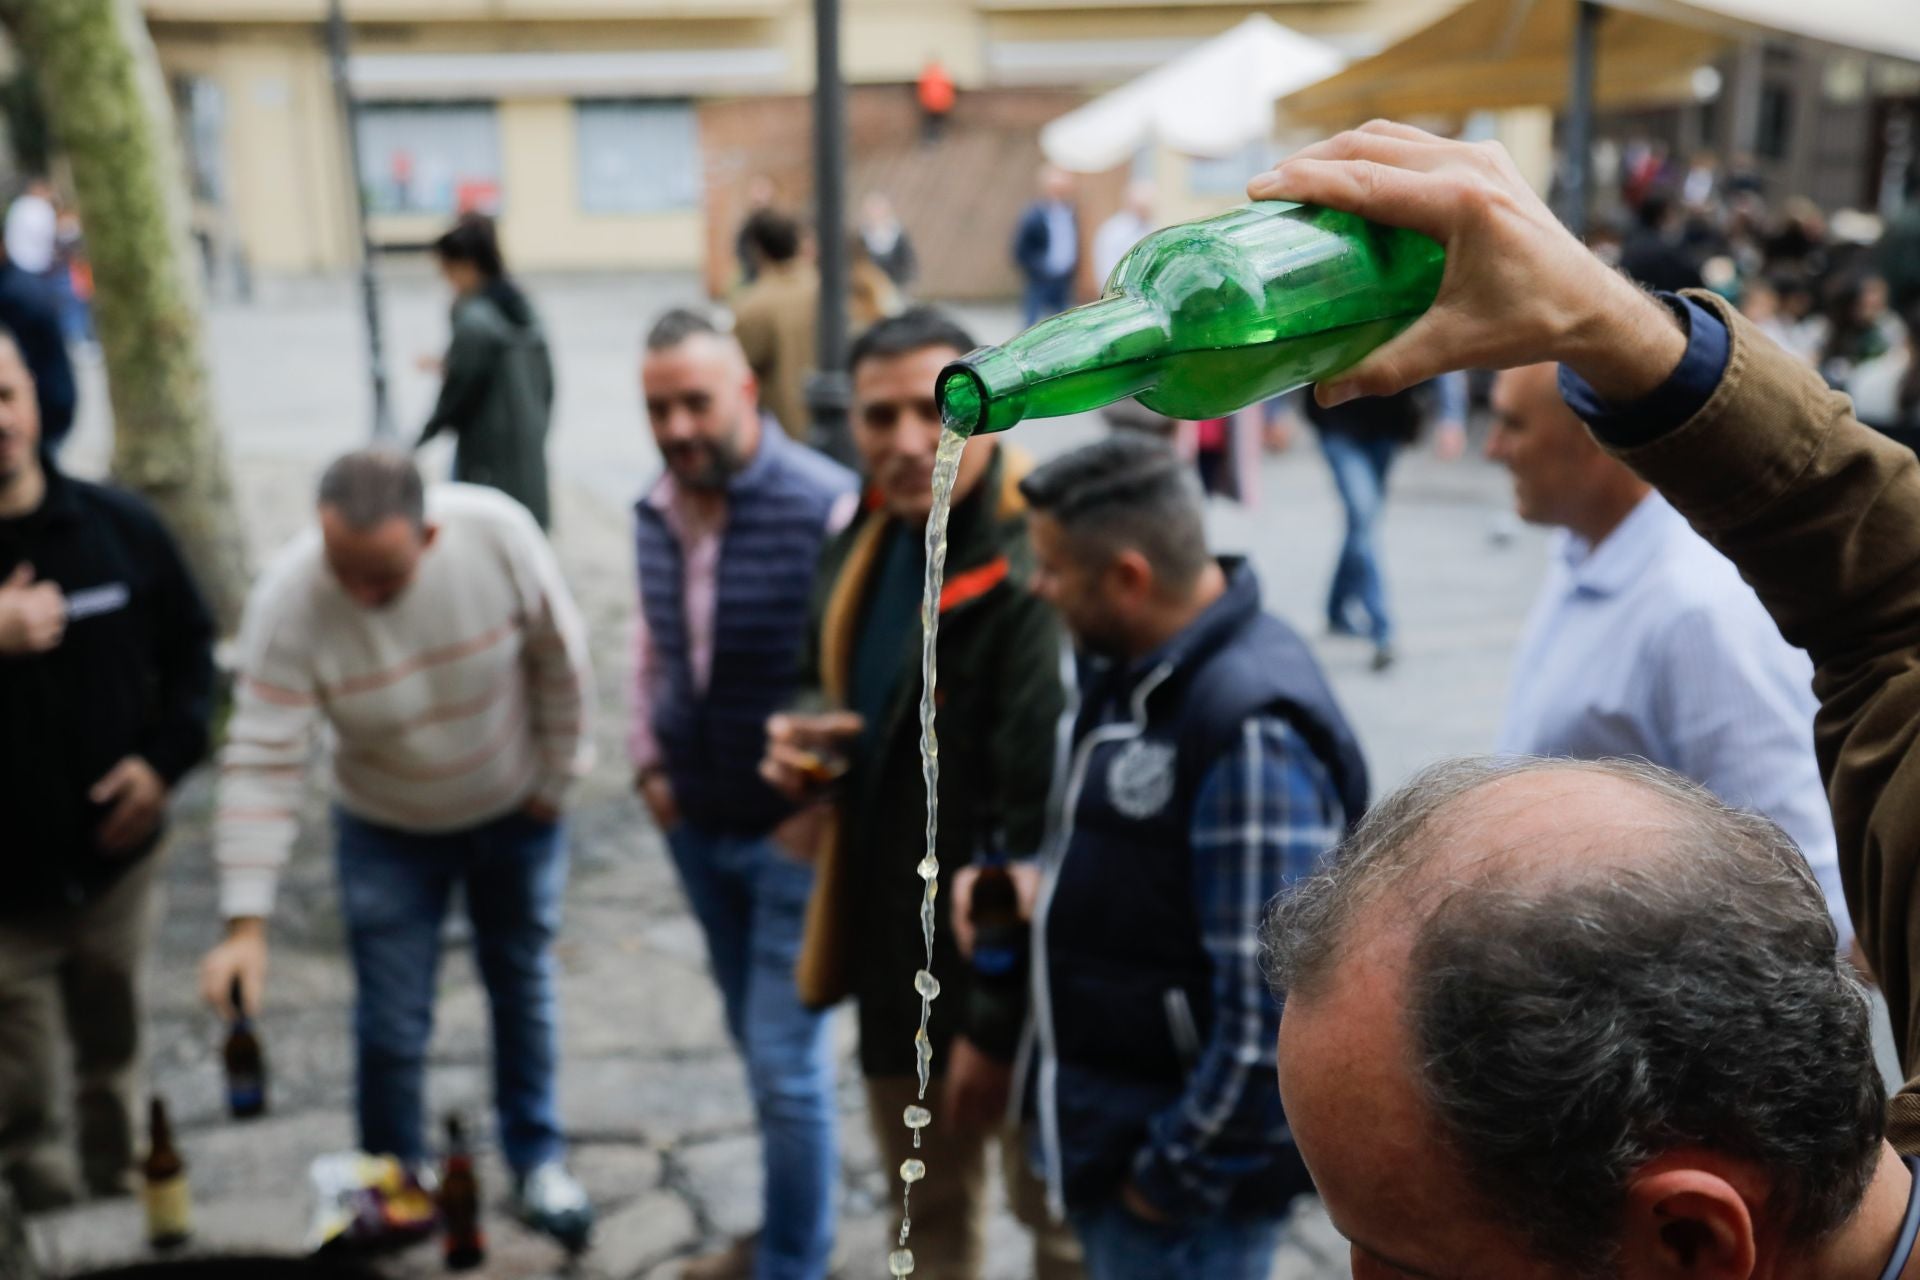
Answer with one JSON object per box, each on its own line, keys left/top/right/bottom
{"left": 1072, "top": 1199, "right": 1283, "bottom": 1280}
{"left": 1024, "top": 275, "right": 1074, "bottom": 326}
{"left": 666, "top": 825, "right": 837, "bottom": 1280}
{"left": 334, "top": 806, "right": 567, "bottom": 1175}
{"left": 1318, "top": 428, "right": 1400, "bottom": 645}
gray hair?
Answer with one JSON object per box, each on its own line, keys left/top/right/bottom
{"left": 1017, "top": 435, "right": 1211, "bottom": 589}
{"left": 645, "top": 306, "right": 730, "bottom": 352}
{"left": 316, "top": 449, "right": 425, "bottom": 532}
{"left": 1266, "top": 755, "right": 1883, "bottom": 1276}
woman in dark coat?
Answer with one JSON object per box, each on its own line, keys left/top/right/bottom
{"left": 416, "top": 215, "right": 554, "bottom": 529}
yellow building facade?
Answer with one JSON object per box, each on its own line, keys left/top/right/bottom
{"left": 144, "top": 0, "right": 1446, "bottom": 277}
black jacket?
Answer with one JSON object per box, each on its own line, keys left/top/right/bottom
{"left": 0, "top": 263, "right": 76, "bottom": 448}
{"left": 0, "top": 467, "right": 215, "bottom": 916}
{"left": 793, "top": 448, "right": 1066, "bottom": 1076}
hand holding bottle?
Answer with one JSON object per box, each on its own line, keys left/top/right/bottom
{"left": 1249, "top": 121, "right": 1687, "bottom": 409}
{"left": 949, "top": 861, "right": 1042, "bottom": 959}
{"left": 200, "top": 918, "right": 268, "bottom": 1020}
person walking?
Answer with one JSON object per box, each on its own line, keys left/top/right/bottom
{"left": 858, "top": 193, "right": 917, "bottom": 292}
{"left": 1303, "top": 375, "right": 1465, "bottom": 671}
{"left": 0, "top": 326, "right": 215, "bottom": 1209}
{"left": 1013, "top": 435, "right": 1367, "bottom": 1280}
{"left": 632, "top": 309, "right": 856, "bottom": 1280}
{"left": 733, "top": 210, "right": 820, "bottom": 444}
{"left": 416, "top": 215, "right": 555, "bottom": 530}
{"left": 760, "top": 308, "right": 1079, "bottom": 1280}
{"left": 197, "top": 450, "right": 596, "bottom": 1252}
{"left": 1486, "top": 360, "right": 1852, "bottom": 944}
{"left": 1013, "top": 168, "right": 1080, "bottom": 326}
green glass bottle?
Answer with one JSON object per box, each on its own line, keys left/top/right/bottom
{"left": 937, "top": 201, "right": 1444, "bottom": 435}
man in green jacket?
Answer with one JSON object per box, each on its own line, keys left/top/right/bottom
{"left": 417, "top": 216, "right": 555, "bottom": 530}
{"left": 761, "top": 308, "right": 1080, "bottom": 1280}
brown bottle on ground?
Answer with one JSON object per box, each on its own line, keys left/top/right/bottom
{"left": 440, "top": 1112, "right": 485, "bottom": 1271}
{"left": 141, "top": 1097, "right": 192, "bottom": 1250}
{"left": 223, "top": 976, "right": 267, "bottom": 1119}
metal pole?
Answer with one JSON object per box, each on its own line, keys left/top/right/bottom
{"left": 804, "top": 0, "right": 855, "bottom": 466}
{"left": 1563, "top": 0, "right": 1602, "bottom": 239}
{"left": 325, "top": 0, "right": 395, "bottom": 441}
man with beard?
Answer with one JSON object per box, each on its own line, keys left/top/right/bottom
{"left": 632, "top": 308, "right": 855, "bottom": 1280}
{"left": 1014, "top": 435, "right": 1366, "bottom": 1279}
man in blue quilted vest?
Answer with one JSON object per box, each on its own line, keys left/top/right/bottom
{"left": 1015, "top": 434, "right": 1368, "bottom": 1280}
{"left": 632, "top": 308, "right": 856, "bottom": 1280}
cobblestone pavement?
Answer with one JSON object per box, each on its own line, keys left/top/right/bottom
{"left": 29, "top": 273, "right": 1551, "bottom": 1279}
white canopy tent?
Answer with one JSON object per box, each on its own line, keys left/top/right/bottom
{"left": 1039, "top": 15, "right": 1347, "bottom": 174}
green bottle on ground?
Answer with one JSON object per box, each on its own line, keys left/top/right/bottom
{"left": 936, "top": 201, "right": 1444, "bottom": 436}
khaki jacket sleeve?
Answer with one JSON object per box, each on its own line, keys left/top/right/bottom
{"left": 1601, "top": 290, "right": 1920, "bottom": 1148}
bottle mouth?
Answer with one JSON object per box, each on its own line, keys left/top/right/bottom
{"left": 936, "top": 366, "right": 985, "bottom": 435}
{"left": 936, "top": 346, "right": 1028, "bottom": 436}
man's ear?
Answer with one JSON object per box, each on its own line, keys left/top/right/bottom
{"left": 1618, "top": 1167, "right": 1757, "bottom": 1279}
{"left": 1105, "top": 547, "right": 1155, "bottom": 603}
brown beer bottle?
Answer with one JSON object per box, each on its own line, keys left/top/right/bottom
{"left": 440, "top": 1112, "right": 485, "bottom": 1271}
{"left": 223, "top": 976, "right": 267, "bottom": 1119}
{"left": 141, "top": 1097, "right": 192, "bottom": 1250}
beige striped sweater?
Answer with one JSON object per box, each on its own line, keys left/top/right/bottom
{"left": 215, "top": 484, "right": 593, "bottom": 919}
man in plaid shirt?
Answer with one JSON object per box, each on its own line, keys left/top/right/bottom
{"left": 1000, "top": 435, "right": 1367, "bottom": 1280}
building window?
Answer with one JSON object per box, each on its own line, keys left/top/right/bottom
{"left": 356, "top": 102, "right": 502, "bottom": 216}
{"left": 172, "top": 76, "right": 225, "bottom": 205}
{"left": 1757, "top": 83, "right": 1794, "bottom": 161}
{"left": 576, "top": 100, "right": 702, "bottom": 215}
{"left": 1188, "top": 138, "right": 1275, "bottom": 197}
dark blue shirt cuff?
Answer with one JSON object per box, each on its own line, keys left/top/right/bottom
{"left": 1557, "top": 292, "right": 1730, "bottom": 449}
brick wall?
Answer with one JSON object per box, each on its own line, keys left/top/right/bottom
{"left": 699, "top": 85, "right": 1127, "bottom": 302}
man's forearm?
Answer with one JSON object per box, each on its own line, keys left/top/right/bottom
{"left": 1587, "top": 291, "right": 1920, "bottom": 1133}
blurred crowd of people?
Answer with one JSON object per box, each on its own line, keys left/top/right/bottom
{"left": 1592, "top": 143, "right": 1920, "bottom": 435}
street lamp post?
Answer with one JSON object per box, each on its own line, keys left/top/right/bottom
{"left": 805, "top": 0, "right": 855, "bottom": 466}
{"left": 1562, "top": 0, "right": 1603, "bottom": 240}
{"left": 324, "top": 0, "right": 395, "bottom": 441}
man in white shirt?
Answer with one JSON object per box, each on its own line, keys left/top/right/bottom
{"left": 197, "top": 450, "right": 597, "bottom": 1251}
{"left": 5, "top": 180, "right": 56, "bottom": 277}
{"left": 1488, "top": 362, "right": 1851, "bottom": 944}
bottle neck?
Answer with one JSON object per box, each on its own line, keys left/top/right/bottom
{"left": 150, "top": 1102, "right": 174, "bottom": 1150}
{"left": 941, "top": 292, "right": 1168, "bottom": 434}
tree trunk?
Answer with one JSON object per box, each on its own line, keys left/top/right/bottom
{"left": 2, "top": 0, "right": 250, "bottom": 630}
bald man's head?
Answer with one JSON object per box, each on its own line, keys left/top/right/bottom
{"left": 1268, "top": 757, "right": 1881, "bottom": 1279}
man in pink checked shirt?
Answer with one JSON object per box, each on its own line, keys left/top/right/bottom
{"left": 632, "top": 308, "right": 855, "bottom": 1280}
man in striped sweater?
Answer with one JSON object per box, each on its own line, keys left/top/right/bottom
{"left": 197, "top": 450, "right": 596, "bottom": 1251}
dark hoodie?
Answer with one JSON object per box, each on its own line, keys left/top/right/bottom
{"left": 418, "top": 283, "right": 555, "bottom": 529}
